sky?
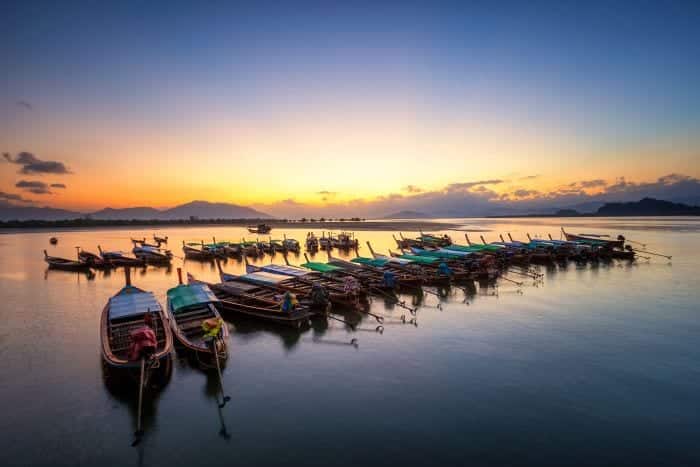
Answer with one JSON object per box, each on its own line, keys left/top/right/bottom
{"left": 2, "top": 0, "right": 699, "bottom": 216}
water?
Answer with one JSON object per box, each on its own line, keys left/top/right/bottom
{"left": 1, "top": 218, "right": 698, "bottom": 467}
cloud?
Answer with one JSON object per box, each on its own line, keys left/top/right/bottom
{"left": 519, "top": 174, "right": 540, "bottom": 180}
{"left": 50, "top": 183, "right": 67, "bottom": 189}
{"left": 15, "top": 180, "right": 52, "bottom": 194}
{"left": 512, "top": 189, "right": 541, "bottom": 198}
{"left": 16, "top": 101, "right": 32, "bottom": 110}
{"left": 569, "top": 179, "right": 607, "bottom": 189}
{"left": 3, "top": 152, "right": 71, "bottom": 174}
{"left": 445, "top": 179, "right": 504, "bottom": 192}
{"left": 0, "top": 191, "right": 33, "bottom": 204}
{"left": 403, "top": 185, "right": 423, "bottom": 193}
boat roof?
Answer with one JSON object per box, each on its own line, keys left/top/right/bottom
{"left": 260, "top": 264, "right": 308, "bottom": 277}
{"left": 239, "top": 271, "right": 290, "bottom": 286}
{"left": 217, "top": 280, "right": 260, "bottom": 294}
{"left": 352, "top": 257, "right": 389, "bottom": 268}
{"left": 108, "top": 286, "right": 162, "bottom": 320}
{"left": 167, "top": 283, "right": 218, "bottom": 313}
{"left": 302, "top": 262, "right": 343, "bottom": 273}
{"left": 397, "top": 254, "right": 439, "bottom": 264}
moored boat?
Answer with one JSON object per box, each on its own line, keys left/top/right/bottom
{"left": 43, "top": 249, "right": 92, "bottom": 271}
{"left": 100, "top": 268, "right": 173, "bottom": 369}
{"left": 247, "top": 223, "right": 272, "bottom": 234}
{"left": 77, "top": 247, "right": 112, "bottom": 269}
{"left": 98, "top": 245, "right": 145, "bottom": 267}
{"left": 166, "top": 268, "right": 228, "bottom": 362}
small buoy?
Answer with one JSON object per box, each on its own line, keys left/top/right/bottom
{"left": 50, "top": 237, "right": 58, "bottom": 245}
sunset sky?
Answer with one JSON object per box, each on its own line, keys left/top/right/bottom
{"left": 2, "top": 1, "right": 699, "bottom": 216}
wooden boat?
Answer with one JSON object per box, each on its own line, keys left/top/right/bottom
{"left": 394, "top": 233, "right": 421, "bottom": 249}
{"left": 77, "top": 247, "right": 112, "bottom": 269}
{"left": 98, "top": 245, "right": 145, "bottom": 267}
{"left": 166, "top": 269, "right": 228, "bottom": 361}
{"left": 100, "top": 268, "right": 173, "bottom": 369}
{"left": 331, "top": 231, "right": 359, "bottom": 249}
{"left": 49, "top": 237, "right": 58, "bottom": 245}
{"left": 561, "top": 228, "right": 625, "bottom": 249}
{"left": 256, "top": 238, "right": 276, "bottom": 254}
{"left": 182, "top": 241, "right": 215, "bottom": 261}
{"left": 201, "top": 272, "right": 314, "bottom": 328}
{"left": 133, "top": 244, "right": 173, "bottom": 264}
{"left": 305, "top": 232, "right": 319, "bottom": 251}
{"left": 365, "top": 242, "right": 454, "bottom": 285}
{"left": 131, "top": 237, "right": 161, "bottom": 248}
{"left": 319, "top": 232, "right": 333, "bottom": 250}
{"left": 280, "top": 234, "right": 301, "bottom": 253}
{"left": 44, "top": 249, "right": 91, "bottom": 271}
{"left": 242, "top": 260, "right": 365, "bottom": 309}
{"left": 247, "top": 223, "right": 272, "bottom": 234}
{"left": 240, "top": 240, "right": 262, "bottom": 257}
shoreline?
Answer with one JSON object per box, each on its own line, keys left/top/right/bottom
{"left": 0, "top": 219, "right": 464, "bottom": 234}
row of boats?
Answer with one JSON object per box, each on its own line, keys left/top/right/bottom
{"left": 94, "top": 227, "right": 669, "bottom": 444}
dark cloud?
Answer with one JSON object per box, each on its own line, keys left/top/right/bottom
{"left": 16, "top": 180, "right": 52, "bottom": 194}
{"left": 16, "top": 101, "right": 32, "bottom": 110}
{"left": 3, "top": 152, "right": 71, "bottom": 174}
{"left": 403, "top": 185, "right": 423, "bottom": 193}
{"left": 0, "top": 191, "right": 33, "bottom": 204}
{"left": 50, "top": 183, "right": 67, "bottom": 189}
{"left": 570, "top": 179, "right": 607, "bottom": 189}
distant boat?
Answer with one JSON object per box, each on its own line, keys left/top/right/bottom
{"left": 247, "top": 223, "right": 271, "bottom": 234}
{"left": 49, "top": 237, "right": 58, "bottom": 245}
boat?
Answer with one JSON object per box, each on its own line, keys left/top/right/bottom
{"left": 182, "top": 241, "right": 216, "bottom": 261}
{"left": 49, "top": 237, "right": 58, "bottom": 245}
{"left": 247, "top": 223, "right": 272, "bottom": 234}
{"left": 77, "top": 247, "right": 112, "bottom": 269}
{"left": 133, "top": 244, "right": 173, "bottom": 264}
{"left": 100, "top": 268, "right": 173, "bottom": 369}
{"left": 281, "top": 234, "right": 301, "bottom": 253}
{"left": 242, "top": 259, "right": 365, "bottom": 309}
{"left": 43, "top": 250, "right": 92, "bottom": 271}
{"left": 131, "top": 237, "right": 162, "bottom": 248}
{"left": 240, "top": 240, "right": 262, "bottom": 257}
{"left": 166, "top": 268, "right": 228, "bottom": 362}
{"left": 305, "top": 232, "right": 319, "bottom": 251}
{"left": 561, "top": 228, "right": 625, "bottom": 249}
{"left": 203, "top": 272, "right": 315, "bottom": 328}
{"left": 331, "top": 231, "right": 359, "bottom": 249}
{"left": 98, "top": 245, "right": 145, "bottom": 267}
{"left": 319, "top": 232, "right": 333, "bottom": 250}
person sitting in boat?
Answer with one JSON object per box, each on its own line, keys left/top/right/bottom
{"left": 281, "top": 291, "right": 299, "bottom": 313}
{"left": 311, "top": 282, "right": 330, "bottom": 308}
{"left": 128, "top": 313, "right": 157, "bottom": 361}
{"left": 438, "top": 262, "right": 452, "bottom": 277}
{"left": 382, "top": 271, "right": 396, "bottom": 288}
{"left": 202, "top": 317, "right": 224, "bottom": 339}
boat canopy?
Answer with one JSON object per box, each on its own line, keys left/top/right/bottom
{"left": 109, "top": 287, "right": 162, "bottom": 320}
{"left": 351, "top": 257, "right": 389, "bottom": 268}
{"left": 396, "top": 254, "right": 439, "bottom": 264}
{"left": 239, "top": 271, "right": 290, "bottom": 286}
{"left": 167, "top": 283, "right": 218, "bottom": 313}
{"left": 302, "top": 262, "right": 343, "bottom": 273}
{"left": 259, "top": 264, "right": 308, "bottom": 277}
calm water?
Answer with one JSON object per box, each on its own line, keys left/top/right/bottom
{"left": 1, "top": 218, "right": 698, "bottom": 467}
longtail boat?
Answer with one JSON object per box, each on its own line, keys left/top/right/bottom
{"left": 561, "top": 228, "right": 625, "bottom": 249}
{"left": 100, "top": 268, "right": 173, "bottom": 369}
{"left": 281, "top": 234, "right": 301, "bottom": 253}
{"left": 182, "top": 241, "right": 215, "bottom": 261}
{"left": 244, "top": 258, "right": 365, "bottom": 309}
{"left": 98, "top": 245, "right": 145, "bottom": 267}
{"left": 326, "top": 250, "right": 422, "bottom": 289}
{"left": 133, "top": 244, "right": 173, "bottom": 264}
{"left": 207, "top": 275, "right": 314, "bottom": 329}
{"left": 305, "top": 232, "right": 319, "bottom": 251}
{"left": 77, "top": 247, "right": 112, "bottom": 269}
{"left": 247, "top": 223, "right": 271, "bottom": 234}
{"left": 153, "top": 234, "right": 168, "bottom": 244}
{"left": 166, "top": 268, "right": 228, "bottom": 362}
{"left": 331, "top": 232, "right": 359, "bottom": 249}
{"left": 43, "top": 249, "right": 92, "bottom": 271}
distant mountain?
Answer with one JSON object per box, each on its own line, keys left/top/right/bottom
{"left": 596, "top": 197, "right": 700, "bottom": 216}
{"left": 90, "top": 207, "right": 162, "bottom": 220}
{"left": 382, "top": 210, "right": 431, "bottom": 219}
{"left": 0, "top": 205, "right": 81, "bottom": 221}
{"left": 0, "top": 200, "right": 272, "bottom": 221}
{"left": 160, "top": 201, "right": 271, "bottom": 220}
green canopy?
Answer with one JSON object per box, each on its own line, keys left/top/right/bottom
{"left": 301, "top": 262, "right": 343, "bottom": 273}
{"left": 167, "top": 284, "right": 218, "bottom": 313}
{"left": 352, "top": 257, "right": 389, "bottom": 268}
{"left": 397, "top": 254, "right": 439, "bottom": 264}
